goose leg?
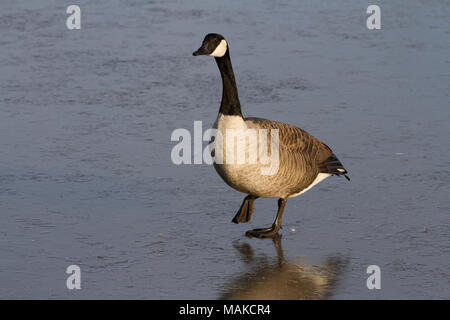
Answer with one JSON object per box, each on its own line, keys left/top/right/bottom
{"left": 232, "top": 195, "right": 258, "bottom": 224}
{"left": 245, "top": 198, "right": 286, "bottom": 238}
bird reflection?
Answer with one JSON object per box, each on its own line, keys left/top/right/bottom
{"left": 220, "top": 235, "right": 344, "bottom": 300}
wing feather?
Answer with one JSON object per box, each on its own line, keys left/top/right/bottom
{"left": 245, "top": 117, "right": 349, "bottom": 180}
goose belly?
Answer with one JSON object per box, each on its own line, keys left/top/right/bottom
{"left": 214, "top": 163, "right": 329, "bottom": 198}
{"left": 214, "top": 162, "right": 284, "bottom": 198}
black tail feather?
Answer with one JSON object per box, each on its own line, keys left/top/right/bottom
{"left": 318, "top": 155, "right": 350, "bottom": 181}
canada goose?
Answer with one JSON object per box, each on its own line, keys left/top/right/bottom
{"left": 193, "top": 33, "right": 349, "bottom": 238}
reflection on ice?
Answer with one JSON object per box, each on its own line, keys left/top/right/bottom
{"left": 221, "top": 235, "right": 345, "bottom": 300}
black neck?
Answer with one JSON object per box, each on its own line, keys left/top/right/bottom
{"left": 215, "top": 50, "right": 242, "bottom": 117}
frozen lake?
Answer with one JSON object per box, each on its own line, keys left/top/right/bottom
{"left": 0, "top": 0, "right": 449, "bottom": 299}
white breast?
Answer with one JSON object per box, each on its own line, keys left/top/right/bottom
{"left": 212, "top": 114, "right": 264, "bottom": 194}
{"left": 212, "top": 113, "right": 248, "bottom": 166}
{"left": 214, "top": 113, "right": 247, "bottom": 131}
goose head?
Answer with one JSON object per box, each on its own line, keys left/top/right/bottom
{"left": 193, "top": 33, "right": 228, "bottom": 57}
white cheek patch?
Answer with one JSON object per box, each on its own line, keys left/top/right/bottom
{"left": 209, "top": 39, "right": 227, "bottom": 57}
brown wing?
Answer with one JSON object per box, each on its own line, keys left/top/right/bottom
{"left": 245, "top": 117, "right": 350, "bottom": 180}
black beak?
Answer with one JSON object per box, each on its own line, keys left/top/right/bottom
{"left": 193, "top": 47, "right": 208, "bottom": 56}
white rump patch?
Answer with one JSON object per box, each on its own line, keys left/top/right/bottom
{"left": 289, "top": 173, "right": 331, "bottom": 198}
{"left": 209, "top": 39, "right": 227, "bottom": 57}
